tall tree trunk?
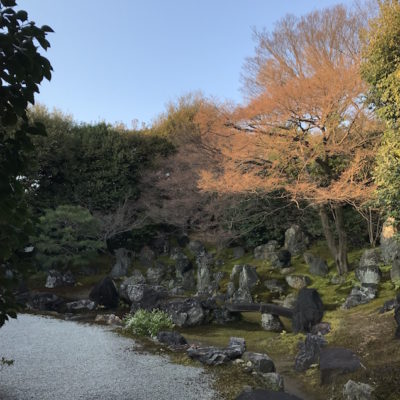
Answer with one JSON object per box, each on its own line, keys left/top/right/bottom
{"left": 318, "top": 204, "right": 349, "bottom": 275}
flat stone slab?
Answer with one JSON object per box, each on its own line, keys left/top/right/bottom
{"left": 236, "top": 389, "right": 303, "bottom": 400}
{"left": 319, "top": 347, "right": 361, "bottom": 384}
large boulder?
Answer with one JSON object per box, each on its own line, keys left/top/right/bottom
{"left": 261, "top": 313, "right": 284, "bottom": 332}
{"left": 355, "top": 266, "right": 382, "bottom": 285}
{"left": 284, "top": 225, "right": 308, "bottom": 255}
{"left": 27, "top": 292, "right": 66, "bottom": 312}
{"left": 187, "top": 337, "right": 245, "bottom": 365}
{"left": 380, "top": 217, "right": 400, "bottom": 263}
{"left": 254, "top": 241, "right": 280, "bottom": 260}
{"left": 242, "top": 351, "right": 275, "bottom": 373}
{"left": 285, "top": 275, "right": 311, "bottom": 290}
{"left": 294, "top": 333, "right": 327, "bottom": 371}
{"left": 343, "top": 380, "right": 374, "bottom": 400}
{"left": 174, "top": 252, "right": 193, "bottom": 277}
{"left": 119, "top": 271, "right": 146, "bottom": 302}
{"left": 126, "top": 284, "right": 167, "bottom": 312}
{"left": 292, "top": 288, "right": 324, "bottom": 333}
{"left": 259, "top": 373, "right": 284, "bottom": 392}
{"left": 110, "top": 248, "right": 133, "bottom": 278}
{"left": 359, "top": 248, "right": 382, "bottom": 268}
{"left": 163, "top": 297, "right": 207, "bottom": 327}
{"left": 342, "top": 285, "right": 377, "bottom": 309}
{"left": 272, "top": 250, "right": 292, "bottom": 269}
{"left": 319, "top": 347, "right": 361, "bottom": 384}
{"left": 304, "top": 253, "right": 329, "bottom": 277}
{"left": 66, "top": 299, "right": 96, "bottom": 312}
{"left": 235, "top": 389, "right": 303, "bottom": 400}
{"left": 45, "top": 270, "right": 75, "bottom": 289}
{"left": 196, "top": 253, "right": 213, "bottom": 294}
{"left": 89, "top": 277, "right": 119, "bottom": 309}
{"left": 156, "top": 331, "right": 188, "bottom": 347}
{"left": 229, "top": 265, "right": 260, "bottom": 303}
{"left": 146, "top": 262, "right": 166, "bottom": 285}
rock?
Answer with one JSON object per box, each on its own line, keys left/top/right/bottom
{"left": 264, "top": 279, "right": 286, "bottom": 294}
{"left": 146, "top": 262, "right": 166, "bottom": 285}
{"left": 280, "top": 267, "right": 296, "bottom": 275}
{"left": 235, "top": 389, "right": 302, "bottom": 400}
{"left": 119, "top": 272, "right": 146, "bottom": 302}
{"left": 254, "top": 241, "right": 280, "bottom": 260}
{"left": 89, "top": 277, "right": 119, "bottom": 309}
{"left": 213, "top": 271, "right": 226, "bottom": 285}
{"left": 272, "top": 250, "right": 292, "bottom": 269}
{"left": 311, "top": 322, "right": 331, "bottom": 335}
{"left": 319, "top": 347, "right": 361, "bottom": 384}
{"left": 187, "top": 337, "right": 245, "bottom": 365}
{"left": 292, "top": 288, "right": 324, "bottom": 333}
{"left": 94, "top": 313, "right": 123, "bottom": 326}
{"left": 27, "top": 292, "right": 66, "bottom": 312}
{"left": 163, "top": 298, "right": 206, "bottom": 327}
{"left": 229, "top": 265, "right": 260, "bottom": 303}
{"left": 242, "top": 351, "right": 275, "bottom": 373}
{"left": 212, "top": 306, "right": 241, "bottom": 324}
{"left": 239, "top": 265, "right": 260, "bottom": 291}
{"left": 232, "top": 246, "right": 245, "bottom": 259}
{"left": 150, "top": 236, "right": 170, "bottom": 255}
{"left": 196, "top": 253, "right": 213, "bottom": 294}
{"left": 45, "top": 270, "right": 75, "bottom": 289}
{"left": 355, "top": 266, "right": 382, "bottom": 285}
{"left": 139, "top": 246, "right": 155, "bottom": 267}
{"left": 188, "top": 240, "right": 206, "bottom": 256}
{"left": 379, "top": 298, "right": 397, "bottom": 314}
{"left": 174, "top": 253, "right": 193, "bottom": 277}
{"left": 304, "top": 253, "right": 329, "bottom": 277}
{"left": 359, "top": 248, "right": 382, "bottom": 268}
{"left": 342, "top": 285, "right": 377, "bottom": 309}
{"left": 283, "top": 293, "right": 297, "bottom": 309}
{"left": 380, "top": 217, "right": 400, "bottom": 263}
{"left": 284, "top": 225, "right": 308, "bottom": 255}
{"left": 391, "top": 259, "right": 400, "bottom": 281}
{"left": 110, "top": 248, "right": 133, "bottom": 278}
{"left": 66, "top": 299, "right": 96, "bottom": 311}
{"left": 260, "top": 373, "right": 284, "bottom": 392}
{"left": 229, "top": 337, "right": 246, "bottom": 354}
{"left": 261, "top": 313, "right": 284, "bottom": 332}
{"left": 343, "top": 380, "right": 374, "bottom": 400}
{"left": 294, "top": 333, "right": 327, "bottom": 371}
{"left": 126, "top": 284, "right": 167, "bottom": 312}
{"left": 156, "top": 331, "right": 188, "bottom": 347}
{"left": 285, "top": 275, "right": 311, "bottom": 290}
{"left": 231, "top": 288, "right": 253, "bottom": 303}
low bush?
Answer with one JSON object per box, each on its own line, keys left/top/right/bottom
{"left": 124, "top": 309, "right": 174, "bottom": 337}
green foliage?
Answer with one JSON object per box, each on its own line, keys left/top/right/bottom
{"left": 124, "top": 309, "right": 174, "bottom": 337}
{"left": 0, "top": 0, "right": 52, "bottom": 327}
{"left": 32, "top": 205, "right": 105, "bottom": 269}
{"left": 28, "top": 106, "right": 174, "bottom": 212}
{"left": 361, "top": 0, "right": 400, "bottom": 124}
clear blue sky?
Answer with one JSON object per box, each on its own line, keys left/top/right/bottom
{"left": 19, "top": 0, "right": 353, "bottom": 127}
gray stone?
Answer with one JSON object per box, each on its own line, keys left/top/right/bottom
{"left": 355, "top": 266, "right": 382, "bottom": 285}
{"left": 163, "top": 298, "right": 206, "bottom": 327}
{"left": 304, "top": 253, "right": 329, "bottom": 277}
{"left": 359, "top": 248, "right": 382, "bottom": 268}
{"left": 264, "top": 279, "right": 286, "bottom": 294}
{"left": 157, "top": 331, "right": 188, "bottom": 347}
{"left": 213, "top": 271, "right": 225, "bottom": 284}
{"left": 110, "top": 248, "right": 133, "bottom": 278}
{"left": 379, "top": 298, "right": 397, "bottom": 314}
{"left": 188, "top": 240, "right": 206, "bottom": 256}
{"left": 261, "top": 313, "right": 284, "bottom": 332}
{"left": 139, "top": 246, "right": 155, "bottom": 267}
{"left": 66, "top": 299, "right": 96, "bottom": 311}
{"left": 292, "top": 288, "right": 324, "bottom": 333}
{"left": 259, "top": 373, "right": 284, "bottom": 392}
{"left": 146, "top": 263, "right": 166, "bottom": 285}
{"left": 283, "top": 293, "right": 297, "bottom": 308}
{"left": 280, "top": 267, "right": 295, "bottom": 275}
{"left": 94, "top": 313, "right": 123, "bottom": 326}
{"left": 343, "top": 380, "right": 374, "bottom": 400}
{"left": 380, "top": 217, "right": 400, "bottom": 263}
{"left": 229, "top": 337, "right": 246, "bottom": 354}
{"left": 231, "top": 287, "right": 253, "bottom": 303}
{"left": 284, "top": 225, "right": 308, "bottom": 255}
{"left": 119, "top": 271, "right": 146, "bottom": 302}
{"left": 126, "top": 284, "right": 167, "bottom": 312}
{"left": 89, "top": 277, "right": 119, "bottom": 309}
{"left": 319, "top": 347, "right": 361, "bottom": 384}
{"left": 342, "top": 285, "right": 377, "bottom": 309}
{"left": 285, "top": 275, "right": 311, "bottom": 290}
{"left": 295, "top": 333, "right": 327, "bottom": 371}
{"left": 174, "top": 253, "right": 192, "bottom": 277}
{"left": 254, "top": 241, "right": 280, "bottom": 260}
{"left": 239, "top": 265, "right": 260, "bottom": 291}
{"left": 229, "top": 265, "right": 260, "bottom": 303}
{"left": 271, "top": 250, "right": 292, "bottom": 269}
{"left": 242, "top": 351, "right": 275, "bottom": 373}
{"left": 391, "top": 259, "right": 400, "bottom": 281}
{"left": 27, "top": 292, "right": 66, "bottom": 312}
{"left": 45, "top": 270, "right": 75, "bottom": 289}
{"left": 196, "top": 253, "right": 213, "bottom": 294}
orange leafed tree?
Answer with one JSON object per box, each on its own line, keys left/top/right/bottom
{"left": 199, "top": 5, "right": 382, "bottom": 274}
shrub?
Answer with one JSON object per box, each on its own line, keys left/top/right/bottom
{"left": 124, "top": 309, "right": 174, "bottom": 337}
